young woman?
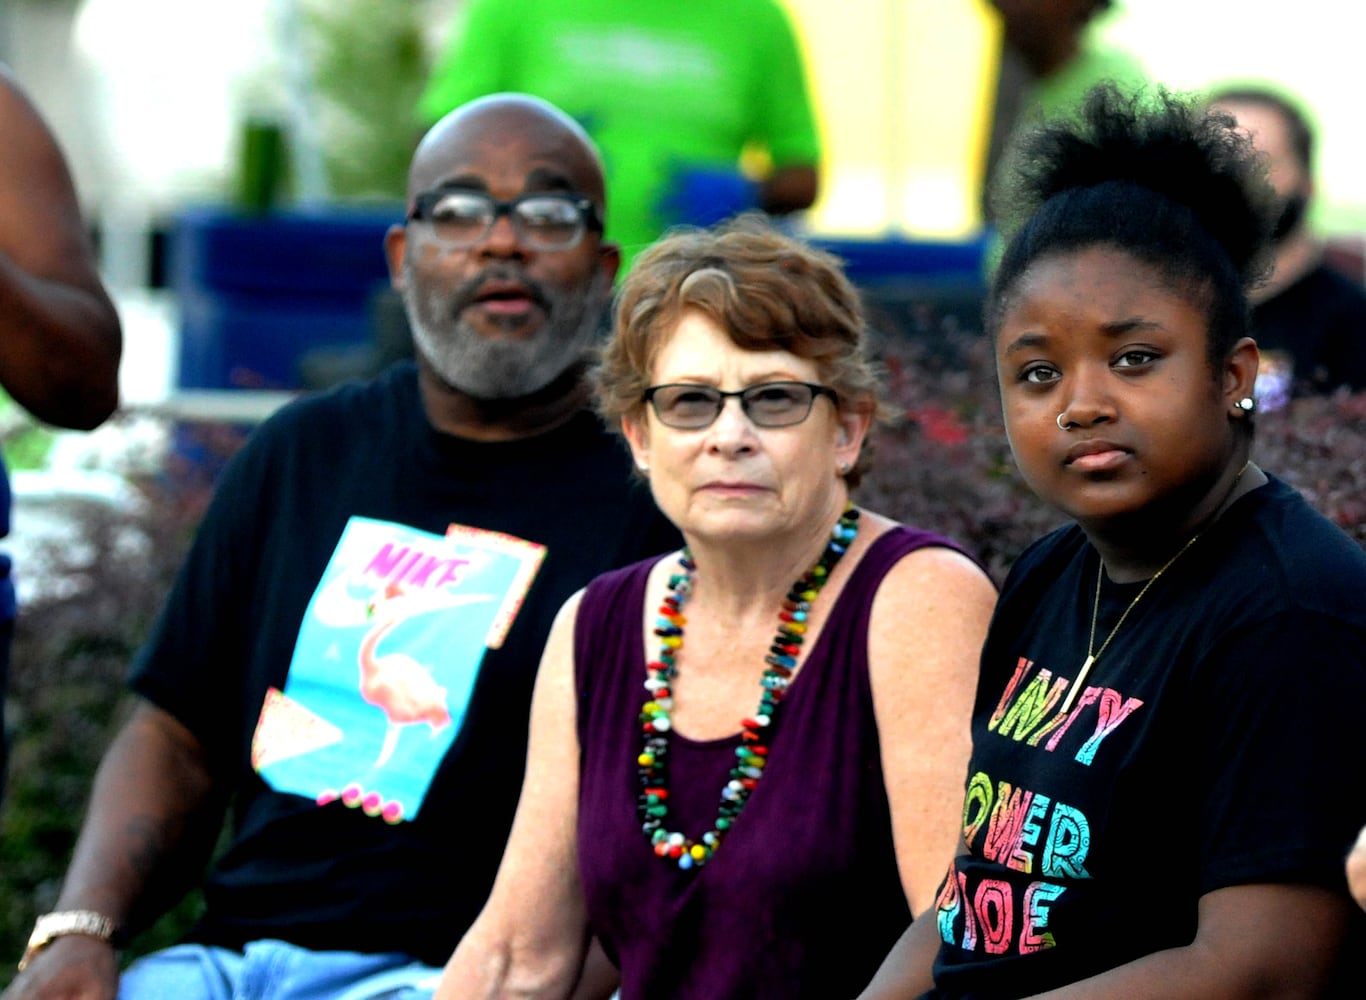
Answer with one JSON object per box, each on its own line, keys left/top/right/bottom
{"left": 862, "top": 85, "right": 1366, "bottom": 999}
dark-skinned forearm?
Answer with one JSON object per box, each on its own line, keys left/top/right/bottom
{"left": 0, "top": 70, "right": 122, "bottom": 431}
{"left": 52, "top": 701, "right": 226, "bottom": 935}
{"left": 0, "top": 252, "right": 121, "bottom": 429}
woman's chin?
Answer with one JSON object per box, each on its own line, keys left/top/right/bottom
{"left": 679, "top": 505, "right": 785, "bottom": 548}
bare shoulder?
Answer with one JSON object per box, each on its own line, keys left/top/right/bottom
{"left": 552, "top": 586, "right": 587, "bottom": 635}
{"left": 860, "top": 514, "right": 995, "bottom": 685}
{"left": 859, "top": 511, "right": 997, "bottom": 612}
{"left": 538, "top": 587, "right": 589, "bottom": 681}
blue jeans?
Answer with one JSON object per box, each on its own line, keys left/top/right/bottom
{"left": 117, "top": 940, "right": 441, "bottom": 1000}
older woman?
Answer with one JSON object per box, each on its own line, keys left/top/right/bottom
{"left": 433, "top": 217, "right": 997, "bottom": 999}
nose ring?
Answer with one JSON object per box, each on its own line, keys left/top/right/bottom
{"left": 1056, "top": 412, "right": 1069, "bottom": 431}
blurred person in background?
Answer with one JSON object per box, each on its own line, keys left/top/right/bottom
{"left": 0, "top": 65, "right": 122, "bottom": 809}
{"left": 1207, "top": 85, "right": 1366, "bottom": 405}
{"left": 416, "top": 0, "right": 822, "bottom": 269}
{"left": 982, "top": 0, "right": 1146, "bottom": 224}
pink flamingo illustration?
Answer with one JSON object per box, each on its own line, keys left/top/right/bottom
{"left": 359, "top": 584, "right": 452, "bottom": 767}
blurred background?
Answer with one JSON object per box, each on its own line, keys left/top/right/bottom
{"left": 5, "top": 0, "right": 1366, "bottom": 429}
{"left": 4, "top": 0, "right": 1366, "bottom": 980}
{"left": 11, "top": 0, "right": 1366, "bottom": 240}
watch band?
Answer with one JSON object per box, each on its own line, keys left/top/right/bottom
{"left": 18, "top": 910, "right": 116, "bottom": 972}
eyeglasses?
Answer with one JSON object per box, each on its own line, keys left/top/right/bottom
{"left": 642, "top": 381, "right": 838, "bottom": 429}
{"left": 407, "top": 188, "right": 604, "bottom": 251}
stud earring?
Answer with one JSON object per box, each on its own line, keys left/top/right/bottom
{"left": 838, "top": 462, "right": 851, "bottom": 475}
{"left": 1235, "top": 397, "right": 1255, "bottom": 414}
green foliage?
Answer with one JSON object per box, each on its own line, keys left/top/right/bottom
{"left": 0, "top": 392, "right": 56, "bottom": 472}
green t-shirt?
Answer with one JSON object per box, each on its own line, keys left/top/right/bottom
{"left": 417, "top": 0, "right": 821, "bottom": 268}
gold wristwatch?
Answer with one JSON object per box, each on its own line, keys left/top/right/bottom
{"left": 18, "top": 910, "right": 116, "bottom": 972}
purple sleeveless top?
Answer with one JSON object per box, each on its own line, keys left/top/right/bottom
{"left": 575, "top": 526, "right": 972, "bottom": 999}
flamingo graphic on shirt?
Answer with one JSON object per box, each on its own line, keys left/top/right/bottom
{"left": 359, "top": 582, "right": 453, "bottom": 767}
{"left": 254, "top": 516, "right": 546, "bottom": 822}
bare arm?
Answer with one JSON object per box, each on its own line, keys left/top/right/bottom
{"left": 869, "top": 545, "right": 995, "bottom": 915}
{"left": 855, "top": 545, "right": 993, "bottom": 998}
{"left": 3, "top": 700, "right": 225, "bottom": 1000}
{"left": 0, "top": 66, "right": 121, "bottom": 430}
{"left": 433, "top": 593, "right": 594, "bottom": 999}
{"left": 1032, "top": 883, "right": 1352, "bottom": 1000}
{"left": 758, "top": 164, "right": 818, "bottom": 216}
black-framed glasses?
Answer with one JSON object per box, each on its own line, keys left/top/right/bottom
{"left": 407, "top": 188, "right": 604, "bottom": 251}
{"left": 642, "top": 381, "right": 838, "bottom": 429}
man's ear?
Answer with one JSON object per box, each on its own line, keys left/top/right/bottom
{"left": 384, "top": 224, "right": 408, "bottom": 291}
{"left": 598, "top": 240, "right": 622, "bottom": 291}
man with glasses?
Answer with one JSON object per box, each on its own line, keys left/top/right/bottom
{"left": 6, "top": 93, "right": 676, "bottom": 1000}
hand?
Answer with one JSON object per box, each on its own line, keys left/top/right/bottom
{"left": 657, "top": 167, "right": 758, "bottom": 227}
{"left": 1, "top": 935, "right": 119, "bottom": 1000}
{"left": 1348, "top": 824, "right": 1366, "bottom": 911}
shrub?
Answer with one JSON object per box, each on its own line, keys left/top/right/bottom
{"left": 0, "top": 418, "right": 234, "bottom": 988}
{"left": 861, "top": 331, "right": 1066, "bottom": 582}
{"left": 1, "top": 324, "right": 1364, "bottom": 987}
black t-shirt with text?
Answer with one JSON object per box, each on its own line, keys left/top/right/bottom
{"left": 927, "top": 477, "right": 1366, "bottom": 998}
{"left": 130, "top": 361, "right": 678, "bottom": 966}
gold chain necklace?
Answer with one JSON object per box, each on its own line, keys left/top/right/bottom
{"left": 1058, "top": 462, "right": 1250, "bottom": 714}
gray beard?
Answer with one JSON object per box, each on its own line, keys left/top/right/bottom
{"left": 403, "top": 261, "right": 608, "bottom": 400}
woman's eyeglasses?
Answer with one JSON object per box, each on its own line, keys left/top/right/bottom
{"left": 407, "top": 188, "right": 603, "bottom": 251}
{"left": 641, "top": 381, "right": 838, "bottom": 429}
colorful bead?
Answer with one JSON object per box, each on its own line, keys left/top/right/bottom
{"left": 635, "top": 505, "right": 859, "bottom": 870}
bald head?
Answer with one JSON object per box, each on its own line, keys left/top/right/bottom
{"left": 408, "top": 93, "right": 607, "bottom": 213}
{"left": 386, "top": 91, "right": 620, "bottom": 418}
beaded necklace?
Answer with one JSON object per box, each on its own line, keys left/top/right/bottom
{"left": 637, "top": 506, "right": 860, "bottom": 869}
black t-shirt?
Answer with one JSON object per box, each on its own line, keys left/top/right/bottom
{"left": 129, "top": 361, "right": 679, "bottom": 966}
{"left": 1252, "top": 263, "right": 1366, "bottom": 397}
{"left": 926, "top": 477, "right": 1366, "bottom": 998}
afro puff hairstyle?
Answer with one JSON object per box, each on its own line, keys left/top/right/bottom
{"left": 986, "top": 84, "right": 1279, "bottom": 367}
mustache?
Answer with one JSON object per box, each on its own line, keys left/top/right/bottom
{"left": 448, "top": 264, "right": 554, "bottom": 313}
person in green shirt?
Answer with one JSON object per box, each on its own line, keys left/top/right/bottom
{"left": 417, "top": 0, "right": 822, "bottom": 269}
{"left": 982, "top": 0, "right": 1147, "bottom": 222}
